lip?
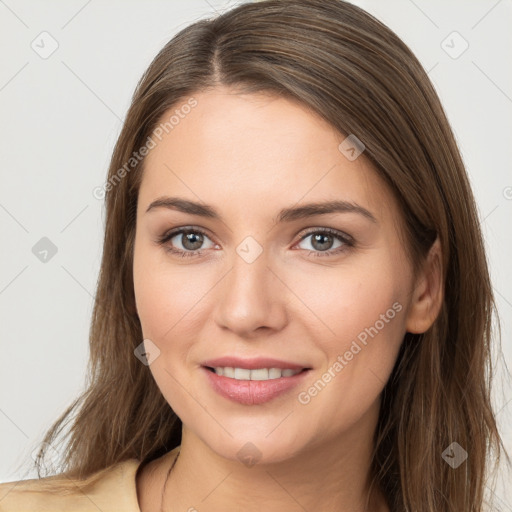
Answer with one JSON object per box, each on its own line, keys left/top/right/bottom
{"left": 201, "top": 356, "right": 308, "bottom": 371}
{"left": 201, "top": 358, "right": 311, "bottom": 405}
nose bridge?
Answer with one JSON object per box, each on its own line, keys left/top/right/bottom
{"left": 214, "top": 239, "right": 287, "bottom": 335}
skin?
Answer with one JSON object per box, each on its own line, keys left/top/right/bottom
{"left": 133, "top": 85, "right": 443, "bottom": 511}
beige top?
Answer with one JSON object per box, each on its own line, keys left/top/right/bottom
{"left": 0, "top": 458, "right": 144, "bottom": 512}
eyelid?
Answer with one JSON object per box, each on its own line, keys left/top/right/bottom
{"left": 158, "top": 226, "right": 351, "bottom": 244}
{"left": 157, "top": 225, "right": 354, "bottom": 258}
{"left": 297, "top": 226, "right": 353, "bottom": 242}
{"left": 157, "top": 226, "right": 216, "bottom": 246}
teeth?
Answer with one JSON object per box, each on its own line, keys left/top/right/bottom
{"left": 223, "top": 367, "right": 235, "bottom": 378}
{"left": 251, "top": 368, "right": 269, "bottom": 380}
{"left": 212, "top": 367, "right": 302, "bottom": 380}
{"left": 269, "top": 368, "right": 281, "bottom": 379}
{"left": 234, "top": 368, "right": 251, "bottom": 380}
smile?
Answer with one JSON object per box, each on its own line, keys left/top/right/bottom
{"left": 202, "top": 366, "right": 311, "bottom": 405}
{"left": 207, "top": 366, "right": 303, "bottom": 380}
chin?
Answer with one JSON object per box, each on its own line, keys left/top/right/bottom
{"left": 187, "top": 420, "right": 312, "bottom": 467}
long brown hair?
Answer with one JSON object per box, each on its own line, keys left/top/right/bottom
{"left": 32, "top": 1, "right": 508, "bottom": 509}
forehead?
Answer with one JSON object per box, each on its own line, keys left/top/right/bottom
{"left": 139, "top": 86, "right": 397, "bottom": 226}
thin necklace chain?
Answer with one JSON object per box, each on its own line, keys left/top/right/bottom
{"left": 160, "top": 450, "right": 180, "bottom": 512}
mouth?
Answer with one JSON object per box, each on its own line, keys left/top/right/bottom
{"left": 203, "top": 366, "right": 309, "bottom": 380}
{"left": 201, "top": 361, "right": 312, "bottom": 405}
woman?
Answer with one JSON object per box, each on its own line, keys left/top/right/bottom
{"left": 0, "top": 0, "right": 507, "bottom": 510}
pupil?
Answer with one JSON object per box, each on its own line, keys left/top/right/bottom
{"left": 184, "top": 232, "right": 203, "bottom": 250}
{"left": 313, "top": 233, "right": 332, "bottom": 251}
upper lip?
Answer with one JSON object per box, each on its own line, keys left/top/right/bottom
{"left": 202, "top": 356, "right": 310, "bottom": 371}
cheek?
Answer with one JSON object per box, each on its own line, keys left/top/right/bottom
{"left": 292, "top": 257, "right": 407, "bottom": 426}
{"left": 133, "top": 241, "right": 209, "bottom": 343}
{"left": 132, "top": 243, "right": 209, "bottom": 417}
{"left": 291, "top": 255, "right": 406, "bottom": 354}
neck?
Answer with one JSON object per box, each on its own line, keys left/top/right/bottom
{"left": 162, "top": 409, "right": 388, "bottom": 511}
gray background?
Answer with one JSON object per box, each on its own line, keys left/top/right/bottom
{"left": 1, "top": 0, "right": 511, "bottom": 507}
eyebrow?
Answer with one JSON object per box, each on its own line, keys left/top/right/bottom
{"left": 145, "top": 196, "right": 377, "bottom": 224}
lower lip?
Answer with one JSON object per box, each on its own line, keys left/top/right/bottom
{"left": 203, "top": 367, "right": 310, "bottom": 405}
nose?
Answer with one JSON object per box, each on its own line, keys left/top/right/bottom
{"left": 213, "top": 246, "right": 288, "bottom": 338}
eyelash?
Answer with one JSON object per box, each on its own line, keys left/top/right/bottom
{"left": 156, "top": 226, "right": 354, "bottom": 259}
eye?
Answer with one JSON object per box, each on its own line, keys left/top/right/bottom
{"left": 156, "top": 226, "right": 354, "bottom": 259}
{"left": 295, "top": 228, "right": 354, "bottom": 258}
{"left": 157, "top": 227, "right": 217, "bottom": 258}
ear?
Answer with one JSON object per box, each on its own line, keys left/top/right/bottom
{"left": 405, "top": 237, "right": 444, "bottom": 334}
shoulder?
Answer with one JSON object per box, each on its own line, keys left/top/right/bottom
{"left": 0, "top": 458, "right": 142, "bottom": 512}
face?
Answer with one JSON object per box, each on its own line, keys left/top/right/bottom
{"left": 133, "top": 85, "right": 418, "bottom": 464}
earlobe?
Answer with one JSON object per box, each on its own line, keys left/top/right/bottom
{"left": 405, "top": 237, "right": 444, "bottom": 334}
